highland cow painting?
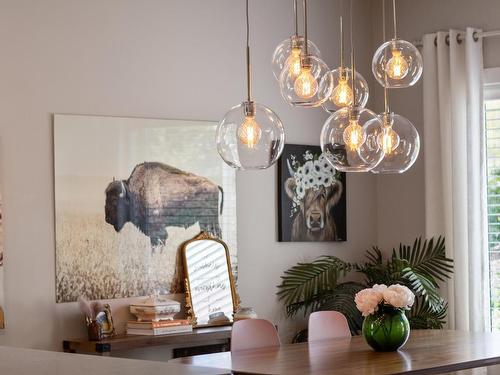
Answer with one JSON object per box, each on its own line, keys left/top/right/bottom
{"left": 54, "top": 115, "right": 237, "bottom": 303}
{"left": 278, "top": 144, "right": 346, "bottom": 242}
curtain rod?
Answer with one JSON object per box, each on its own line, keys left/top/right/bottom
{"left": 412, "top": 29, "right": 500, "bottom": 48}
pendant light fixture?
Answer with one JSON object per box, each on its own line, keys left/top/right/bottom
{"left": 216, "top": 0, "right": 285, "bottom": 170}
{"left": 372, "top": 0, "right": 423, "bottom": 88}
{"left": 271, "top": 0, "right": 321, "bottom": 81}
{"left": 370, "top": 93, "right": 420, "bottom": 174}
{"left": 371, "top": 0, "right": 419, "bottom": 173}
{"left": 320, "top": 49, "right": 384, "bottom": 172}
{"left": 322, "top": 15, "right": 369, "bottom": 114}
{"left": 279, "top": 0, "right": 333, "bottom": 107}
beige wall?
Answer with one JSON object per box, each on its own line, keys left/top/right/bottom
{"left": 372, "top": 0, "right": 500, "bottom": 249}
{"left": 0, "top": 0, "right": 378, "bottom": 356}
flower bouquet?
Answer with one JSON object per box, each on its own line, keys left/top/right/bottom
{"left": 355, "top": 284, "right": 415, "bottom": 351}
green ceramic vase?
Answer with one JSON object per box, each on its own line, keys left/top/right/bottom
{"left": 362, "top": 306, "right": 410, "bottom": 351}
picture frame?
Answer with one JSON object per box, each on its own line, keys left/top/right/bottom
{"left": 95, "top": 304, "right": 115, "bottom": 337}
{"left": 278, "top": 144, "right": 347, "bottom": 242}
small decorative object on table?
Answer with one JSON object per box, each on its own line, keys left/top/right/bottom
{"left": 234, "top": 307, "right": 258, "bottom": 321}
{"left": 355, "top": 284, "right": 415, "bottom": 352}
{"left": 127, "top": 294, "right": 191, "bottom": 336}
{"left": 129, "top": 294, "right": 181, "bottom": 322}
{"left": 78, "top": 296, "right": 115, "bottom": 340}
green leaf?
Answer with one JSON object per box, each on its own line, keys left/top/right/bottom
{"left": 276, "top": 256, "right": 351, "bottom": 316}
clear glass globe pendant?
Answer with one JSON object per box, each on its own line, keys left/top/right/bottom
{"left": 216, "top": 0, "right": 285, "bottom": 170}
{"left": 321, "top": 48, "right": 384, "bottom": 172}
{"left": 217, "top": 101, "right": 285, "bottom": 170}
{"left": 371, "top": 111, "right": 420, "bottom": 174}
{"left": 372, "top": 39, "right": 423, "bottom": 88}
{"left": 271, "top": 35, "right": 321, "bottom": 81}
{"left": 279, "top": 0, "right": 332, "bottom": 107}
{"left": 280, "top": 54, "right": 333, "bottom": 107}
{"left": 271, "top": 0, "right": 321, "bottom": 81}
{"left": 320, "top": 107, "right": 385, "bottom": 172}
{"left": 372, "top": 0, "right": 422, "bottom": 88}
{"left": 323, "top": 16, "right": 369, "bottom": 113}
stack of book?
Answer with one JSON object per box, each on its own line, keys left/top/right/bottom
{"left": 126, "top": 319, "right": 192, "bottom": 336}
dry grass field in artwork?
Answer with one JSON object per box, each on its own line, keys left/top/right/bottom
{"left": 56, "top": 211, "right": 201, "bottom": 303}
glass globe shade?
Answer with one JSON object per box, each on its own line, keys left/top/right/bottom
{"left": 216, "top": 101, "right": 285, "bottom": 170}
{"left": 371, "top": 112, "right": 420, "bottom": 174}
{"left": 271, "top": 35, "right": 321, "bottom": 81}
{"left": 321, "top": 67, "right": 370, "bottom": 114}
{"left": 280, "top": 54, "right": 333, "bottom": 108}
{"left": 320, "top": 107, "right": 385, "bottom": 172}
{"left": 372, "top": 39, "right": 423, "bottom": 88}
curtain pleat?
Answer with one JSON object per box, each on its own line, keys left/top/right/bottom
{"left": 423, "top": 28, "right": 487, "bottom": 332}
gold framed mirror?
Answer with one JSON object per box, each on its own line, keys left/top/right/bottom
{"left": 182, "top": 232, "right": 239, "bottom": 327}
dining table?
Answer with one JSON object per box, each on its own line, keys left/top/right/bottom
{"left": 170, "top": 329, "right": 500, "bottom": 374}
{"left": 0, "top": 345, "right": 230, "bottom": 375}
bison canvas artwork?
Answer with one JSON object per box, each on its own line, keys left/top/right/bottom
{"left": 54, "top": 115, "right": 237, "bottom": 303}
{"left": 278, "top": 144, "right": 346, "bottom": 242}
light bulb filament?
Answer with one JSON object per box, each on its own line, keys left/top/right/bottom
{"left": 377, "top": 125, "right": 400, "bottom": 155}
{"left": 288, "top": 47, "right": 302, "bottom": 78}
{"left": 386, "top": 49, "right": 409, "bottom": 80}
{"left": 238, "top": 115, "right": 262, "bottom": 149}
{"left": 343, "top": 119, "right": 366, "bottom": 151}
{"left": 330, "top": 77, "right": 353, "bottom": 107}
{"left": 294, "top": 66, "right": 318, "bottom": 99}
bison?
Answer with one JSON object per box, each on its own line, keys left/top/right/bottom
{"left": 105, "top": 162, "right": 223, "bottom": 246}
{"left": 285, "top": 159, "right": 343, "bottom": 241}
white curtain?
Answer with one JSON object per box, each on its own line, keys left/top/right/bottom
{"left": 423, "top": 28, "right": 489, "bottom": 331}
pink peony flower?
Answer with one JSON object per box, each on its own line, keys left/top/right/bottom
{"left": 355, "top": 288, "right": 383, "bottom": 317}
{"left": 382, "top": 284, "right": 415, "bottom": 309}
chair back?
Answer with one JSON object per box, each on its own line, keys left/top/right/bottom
{"left": 308, "top": 311, "right": 351, "bottom": 343}
{"left": 231, "top": 319, "right": 281, "bottom": 352}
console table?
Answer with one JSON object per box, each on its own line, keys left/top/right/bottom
{"left": 63, "top": 326, "right": 231, "bottom": 358}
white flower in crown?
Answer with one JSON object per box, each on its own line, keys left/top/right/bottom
{"left": 288, "top": 151, "right": 341, "bottom": 217}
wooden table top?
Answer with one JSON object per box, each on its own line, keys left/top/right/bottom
{"left": 171, "top": 330, "right": 500, "bottom": 375}
{"left": 63, "top": 325, "right": 232, "bottom": 353}
{"left": 0, "top": 345, "right": 229, "bottom": 375}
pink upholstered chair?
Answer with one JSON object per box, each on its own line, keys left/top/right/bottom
{"left": 231, "top": 319, "right": 281, "bottom": 352}
{"left": 308, "top": 311, "right": 351, "bottom": 343}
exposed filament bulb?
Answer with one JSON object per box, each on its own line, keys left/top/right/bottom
{"left": 343, "top": 117, "right": 366, "bottom": 151}
{"left": 237, "top": 114, "right": 262, "bottom": 149}
{"left": 386, "top": 49, "right": 409, "bottom": 80}
{"left": 377, "top": 115, "right": 400, "bottom": 154}
{"left": 287, "top": 47, "right": 302, "bottom": 78}
{"left": 294, "top": 66, "right": 318, "bottom": 99}
{"left": 330, "top": 75, "right": 353, "bottom": 107}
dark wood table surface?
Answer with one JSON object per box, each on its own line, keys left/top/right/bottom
{"left": 170, "top": 330, "right": 500, "bottom": 375}
{"left": 63, "top": 325, "right": 232, "bottom": 356}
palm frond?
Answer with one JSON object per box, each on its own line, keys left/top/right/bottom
{"left": 408, "top": 296, "right": 448, "bottom": 329}
{"left": 276, "top": 256, "right": 351, "bottom": 313}
{"left": 402, "top": 267, "right": 443, "bottom": 310}
{"left": 398, "top": 236, "right": 453, "bottom": 283}
{"left": 316, "top": 282, "right": 365, "bottom": 333}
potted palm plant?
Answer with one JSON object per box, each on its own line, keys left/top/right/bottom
{"left": 276, "top": 237, "right": 453, "bottom": 342}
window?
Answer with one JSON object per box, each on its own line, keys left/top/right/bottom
{"left": 484, "top": 67, "right": 500, "bottom": 332}
{"left": 486, "top": 98, "right": 500, "bottom": 332}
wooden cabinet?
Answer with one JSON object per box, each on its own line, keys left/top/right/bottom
{"left": 63, "top": 326, "right": 231, "bottom": 358}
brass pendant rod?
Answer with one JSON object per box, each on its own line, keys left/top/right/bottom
{"left": 303, "top": 0, "right": 308, "bottom": 55}
{"left": 383, "top": 0, "right": 390, "bottom": 114}
{"left": 293, "top": 0, "right": 298, "bottom": 36}
{"left": 392, "top": 0, "right": 398, "bottom": 39}
{"left": 245, "top": 0, "right": 252, "bottom": 102}
{"left": 340, "top": 16, "right": 344, "bottom": 69}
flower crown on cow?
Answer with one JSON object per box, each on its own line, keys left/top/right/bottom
{"left": 287, "top": 151, "right": 342, "bottom": 217}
